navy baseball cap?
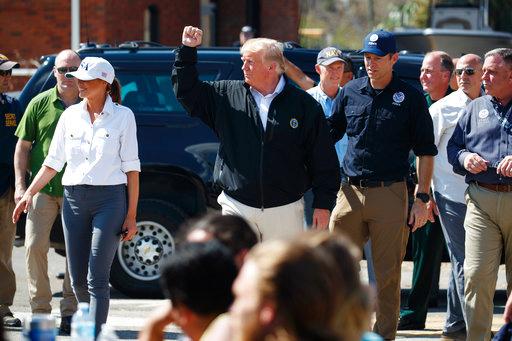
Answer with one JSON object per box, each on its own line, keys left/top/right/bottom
{"left": 360, "top": 30, "right": 397, "bottom": 56}
{"left": 317, "top": 47, "right": 346, "bottom": 66}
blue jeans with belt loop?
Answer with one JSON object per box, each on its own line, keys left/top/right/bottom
{"left": 62, "top": 184, "right": 126, "bottom": 334}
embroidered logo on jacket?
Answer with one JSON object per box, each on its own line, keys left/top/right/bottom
{"left": 290, "top": 118, "right": 299, "bottom": 129}
{"left": 392, "top": 92, "right": 405, "bottom": 106}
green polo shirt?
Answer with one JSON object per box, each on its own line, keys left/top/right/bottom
{"left": 15, "top": 87, "right": 68, "bottom": 197}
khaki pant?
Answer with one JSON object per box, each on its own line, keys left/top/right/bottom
{"left": 464, "top": 183, "right": 512, "bottom": 341}
{"left": 217, "top": 191, "right": 304, "bottom": 241}
{"left": 25, "top": 192, "right": 77, "bottom": 317}
{"left": 0, "top": 186, "right": 16, "bottom": 316}
{"left": 329, "top": 182, "right": 409, "bottom": 340}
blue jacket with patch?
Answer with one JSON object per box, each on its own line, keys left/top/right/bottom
{"left": 328, "top": 75, "right": 437, "bottom": 181}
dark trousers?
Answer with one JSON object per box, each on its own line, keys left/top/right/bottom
{"left": 62, "top": 184, "right": 126, "bottom": 335}
{"left": 400, "top": 215, "right": 445, "bottom": 324}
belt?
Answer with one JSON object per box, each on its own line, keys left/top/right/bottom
{"left": 344, "top": 177, "right": 403, "bottom": 188}
{"left": 476, "top": 181, "right": 512, "bottom": 192}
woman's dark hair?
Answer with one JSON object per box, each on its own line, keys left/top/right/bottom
{"left": 160, "top": 240, "right": 237, "bottom": 315}
{"left": 180, "top": 213, "right": 258, "bottom": 255}
{"left": 107, "top": 78, "right": 122, "bottom": 104}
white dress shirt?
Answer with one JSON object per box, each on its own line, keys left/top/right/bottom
{"left": 249, "top": 76, "right": 285, "bottom": 131}
{"left": 429, "top": 89, "right": 472, "bottom": 203}
{"left": 44, "top": 95, "right": 141, "bottom": 186}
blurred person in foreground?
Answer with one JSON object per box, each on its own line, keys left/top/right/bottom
{"left": 139, "top": 213, "right": 257, "bottom": 340}
{"left": 297, "top": 231, "right": 383, "bottom": 341}
{"left": 139, "top": 241, "right": 237, "bottom": 341}
{"left": 231, "top": 235, "right": 371, "bottom": 341}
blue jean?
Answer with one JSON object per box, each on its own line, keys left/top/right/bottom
{"left": 62, "top": 184, "right": 126, "bottom": 334}
{"left": 434, "top": 191, "right": 467, "bottom": 333}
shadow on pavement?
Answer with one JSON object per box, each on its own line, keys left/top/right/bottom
{"left": 116, "top": 330, "right": 179, "bottom": 339}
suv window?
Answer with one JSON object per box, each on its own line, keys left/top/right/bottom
{"left": 118, "top": 67, "right": 224, "bottom": 114}
{"left": 119, "top": 72, "right": 175, "bottom": 113}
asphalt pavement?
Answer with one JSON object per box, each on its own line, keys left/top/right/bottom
{"left": 4, "top": 245, "right": 508, "bottom": 340}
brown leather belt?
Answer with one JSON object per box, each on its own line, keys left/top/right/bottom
{"left": 476, "top": 182, "right": 512, "bottom": 192}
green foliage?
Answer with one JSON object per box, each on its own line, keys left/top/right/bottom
{"left": 299, "top": 0, "right": 431, "bottom": 49}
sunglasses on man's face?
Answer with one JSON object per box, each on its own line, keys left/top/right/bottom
{"left": 455, "top": 67, "right": 475, "bottom": 76}
{"left": 56, "top": 66, "right": 78, "bottom": 74}
{"left": 0, "top": 69, "right": 12, "bottom": 77}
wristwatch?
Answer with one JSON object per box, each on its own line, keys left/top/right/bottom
{"left": 415, "top": 192, "right": 430, "bottom": 204}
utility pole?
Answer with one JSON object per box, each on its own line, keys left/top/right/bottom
{"left": 71, "top": 0, "right": 80, "bottom": 50}
{"left": 368, "top": 0, "right": 375, "bottom": 29}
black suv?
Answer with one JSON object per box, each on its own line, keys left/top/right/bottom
{"left": 17, "top": 42, "right": 425, "bottom": 297}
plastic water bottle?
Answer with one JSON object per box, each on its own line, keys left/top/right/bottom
{"left": 71, "top": 302, "right": 95, "bottom": 341}
{"left": 97, "top": 324, "right": 119, "bottom": 341}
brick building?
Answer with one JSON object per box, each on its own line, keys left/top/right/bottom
{"left": 0, "top": 0, "right": 299, "bottom": 91}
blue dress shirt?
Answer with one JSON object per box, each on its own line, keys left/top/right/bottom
{"left": 447, "top": 95, "right": 512, "bottom": 185}
{"left": 307, "top": 85, "right": 347, "bottom": 167}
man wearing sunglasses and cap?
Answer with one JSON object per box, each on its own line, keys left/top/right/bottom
{"left": 0, "top": 53, "right": 22, "bottom": 328}
{"left": 327, "top": 30, "right": 437, "bottom": 340}
{"left": 13, "top": 49, "right": 80, "bottom": 335}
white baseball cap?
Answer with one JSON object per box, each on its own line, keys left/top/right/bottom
{"left": 65, "top": 57, "right": 115, "bottom": 84}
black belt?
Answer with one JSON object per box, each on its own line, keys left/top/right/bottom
{"left": 344, "top": 177, "right": 404, "bottom": 188}
{"left": 475, "top": 181, "right": 512, "bottom": 192}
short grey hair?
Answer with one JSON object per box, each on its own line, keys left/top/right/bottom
{"left": 241, "top": 38, "right": 285, "bottom": 74}
{"left": 484, "top": 48, "right": 512, "bottom": 69}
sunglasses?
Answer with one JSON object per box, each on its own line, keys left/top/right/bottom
{"left": 455, "top": 67, "right": 475, "bottom": 76}
{"left": 56, "top": 66, "right": 78, "bottom": 74}
{"left": 0, "top": 69, "right": 12, "bottom": 77}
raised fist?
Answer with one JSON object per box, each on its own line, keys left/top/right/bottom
{"left": 182, "top": 26, "right": 203, "bottom": 47}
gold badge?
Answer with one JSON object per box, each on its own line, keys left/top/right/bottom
{"left": 4, "top": 113, "right": 17, "bottom": 127}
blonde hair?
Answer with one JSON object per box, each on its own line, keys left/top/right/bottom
{"left": 241, "top": 38, "right": 285, "bottom": 74}
{"left": 297, "top": 231, "right": 372, "bottom": 341}
{"left": 246, "top": 240, "right": 347, "bottom": 341}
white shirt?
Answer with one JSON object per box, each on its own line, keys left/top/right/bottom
{"left": 429, "top": 89, "right": 472, "bottom": 203}
{"left": 249, "top": 76, "right": 285, "bottom": 131}
{"left": 44, "top": 96, "right": 141, "bottom": 186}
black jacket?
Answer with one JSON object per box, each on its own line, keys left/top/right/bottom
{"left": 172, "top": 46, "right": 340, "bottom": 209}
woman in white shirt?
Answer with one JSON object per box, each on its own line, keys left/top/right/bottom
{"left": 13, "top": 57, "right": 140, "bottom": 334}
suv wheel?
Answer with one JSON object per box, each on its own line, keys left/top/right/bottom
{"left": 109, "top": 199, "right": 187, "bottom": 297}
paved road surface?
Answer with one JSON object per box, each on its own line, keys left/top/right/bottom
{"left": 4, "top": 245, "right": 508, "bottom": 340}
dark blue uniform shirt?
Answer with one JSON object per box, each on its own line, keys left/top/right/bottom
{"left": 328, "top": 74, "right": 437, "bottom": 181}
{"left": 447, "top": 95, "right": 512, "bottom": 185}
{"left": 0, "top": 93, "right": 22, "bottom": 196}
